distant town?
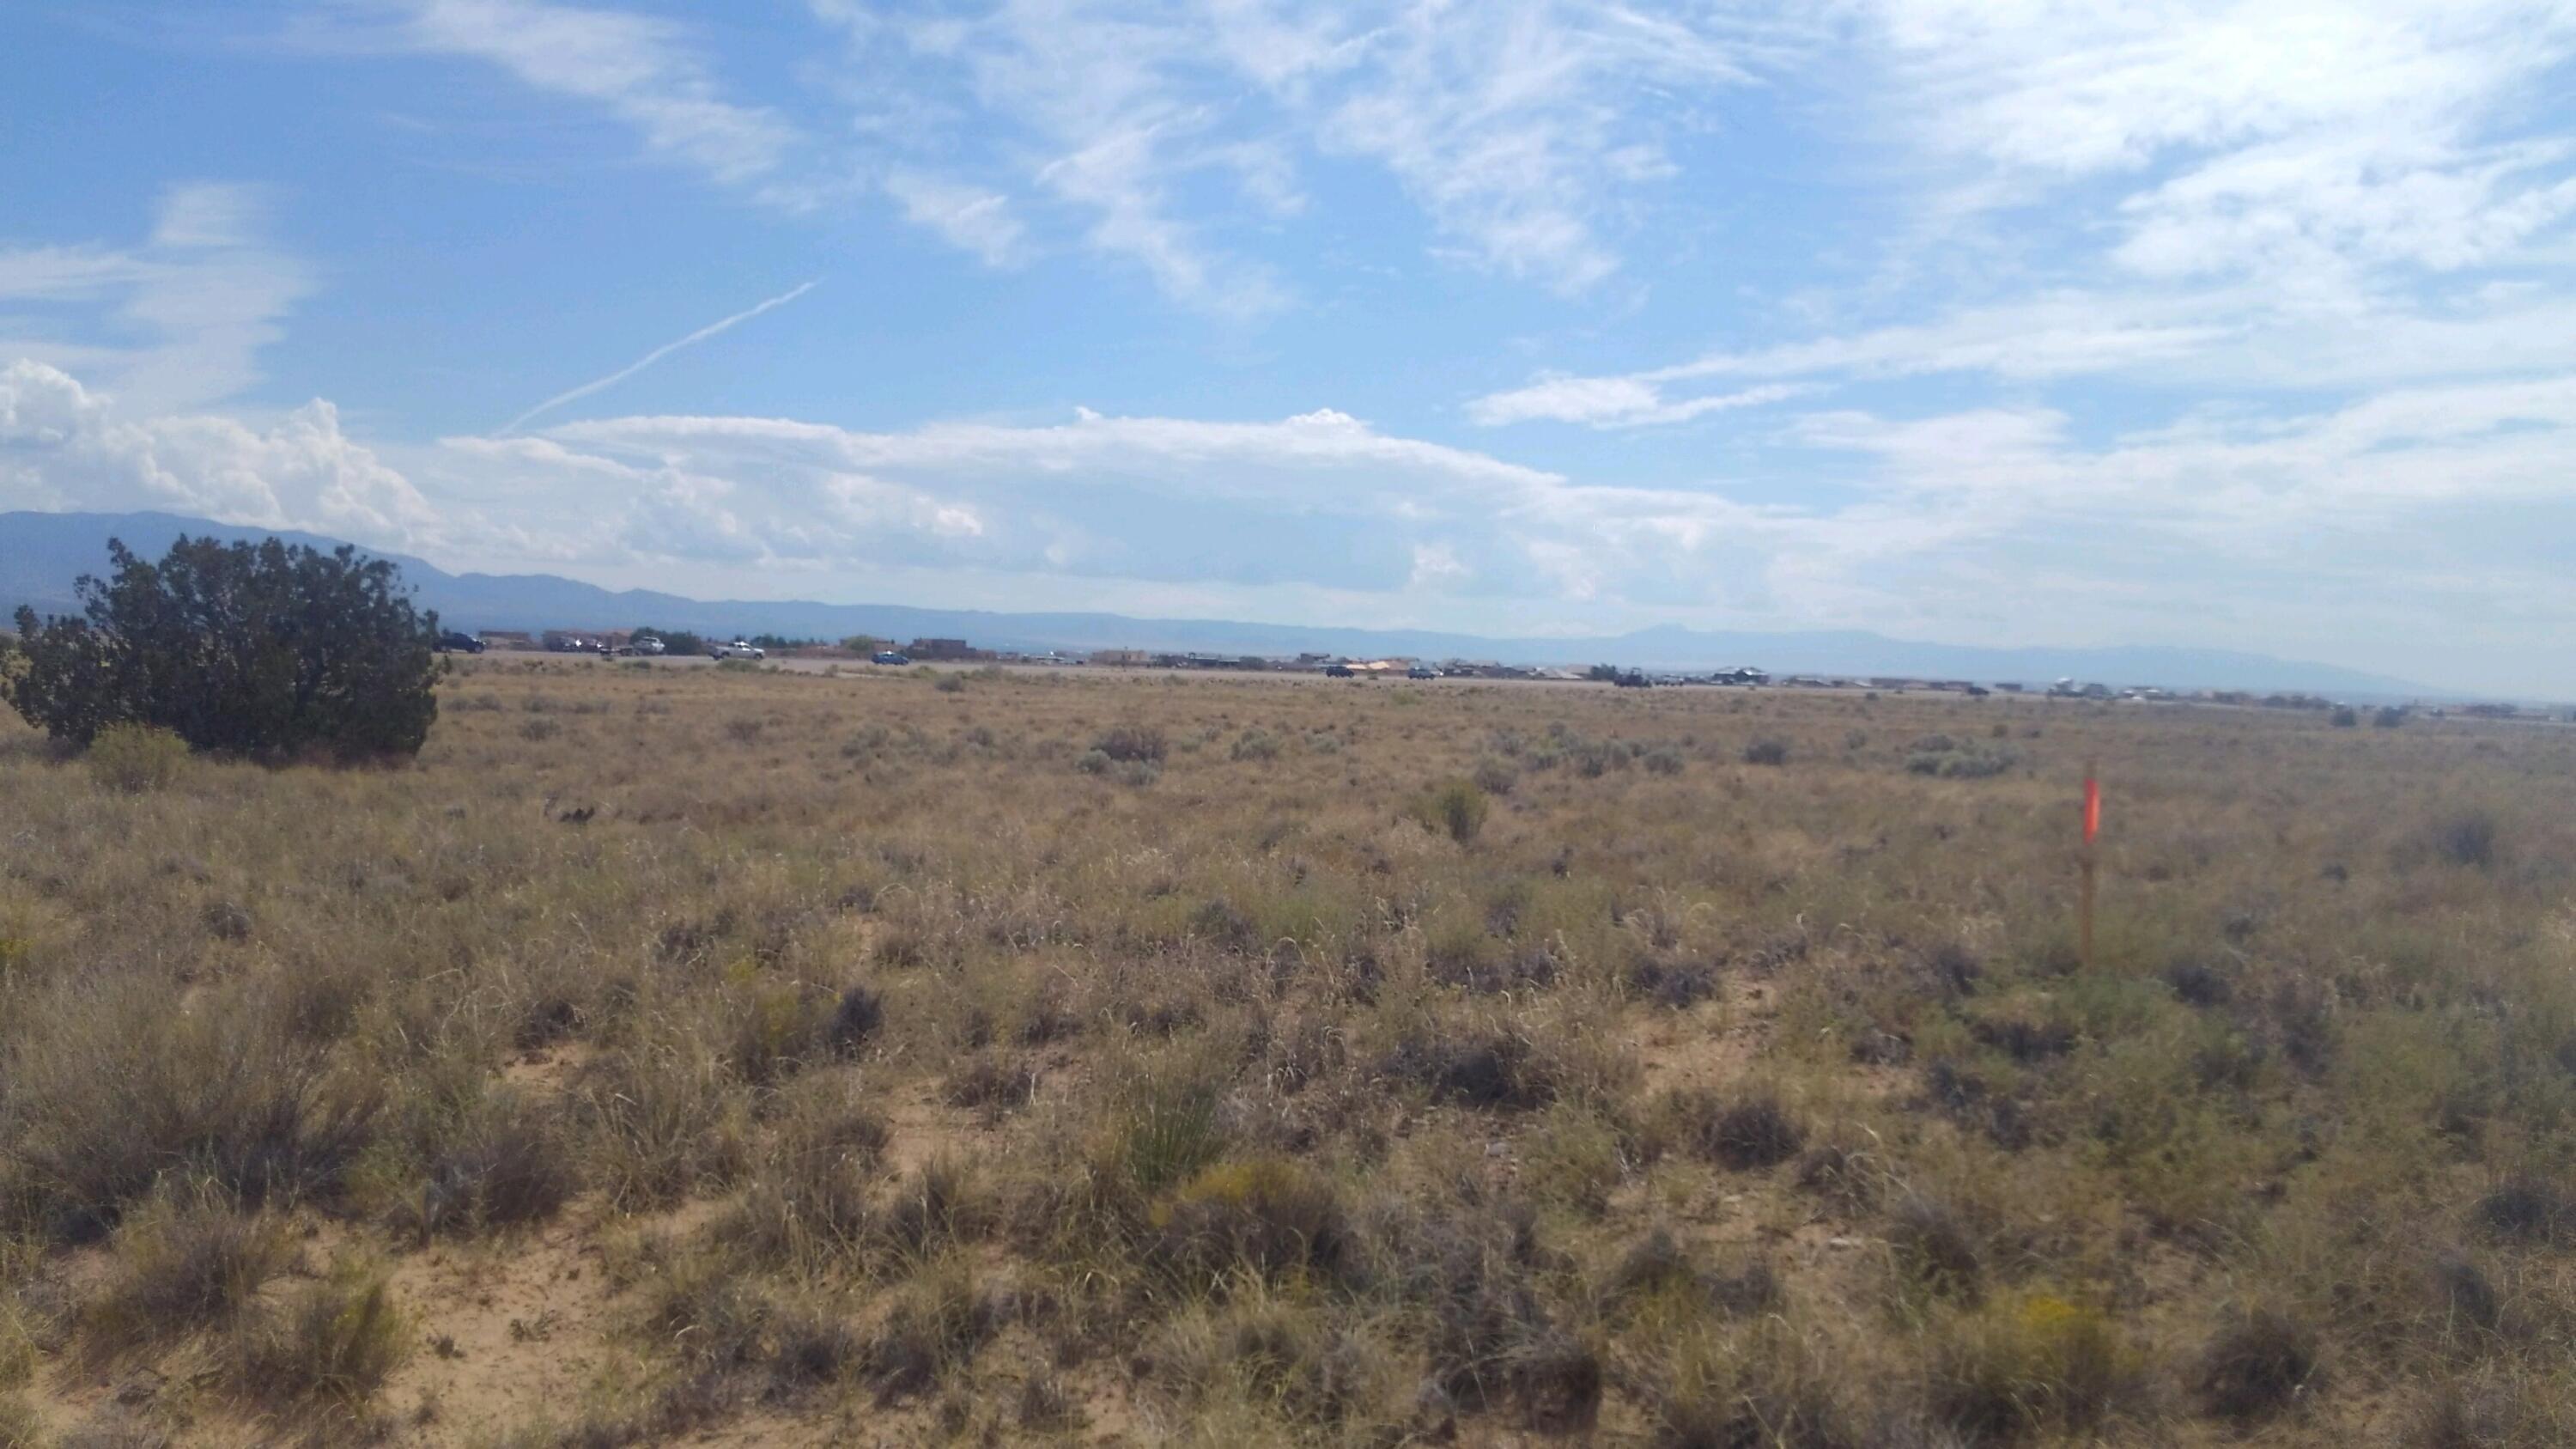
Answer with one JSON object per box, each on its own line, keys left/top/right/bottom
{"left": 454, "top": 627, "right": 2553, "bottom": 721}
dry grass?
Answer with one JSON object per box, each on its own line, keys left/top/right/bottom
{"left": 6, "top": 659, "right": 2576, "bottom": 1444}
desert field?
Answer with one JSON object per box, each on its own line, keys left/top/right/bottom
{"left": 4, "top": 661, "right": 2575, "bottom": 1446}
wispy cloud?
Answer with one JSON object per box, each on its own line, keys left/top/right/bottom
{"left": 813, "top": 1, "right": 1775, "bottom": 310}
{"left": 0, "top": 183, "right": 310, "bottom": 411}
{"left": 501, "top": 280, "right": 819, "bottom": 433}
{"left": 384, "top": 0, "right": 799, "bottom": 188}
{"left": 884, "top": 169, "right": 1028, "bottom": 267}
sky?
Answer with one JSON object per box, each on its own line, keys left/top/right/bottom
{"left": 5, "top": 2, "right": 2576, "bottom": 694}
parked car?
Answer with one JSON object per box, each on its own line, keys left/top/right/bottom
{"left": 1405, "top": 664, "right": 1438, "bottom": 679}
{"left": 1324, "top": 664, "right": 1356, "bottom": 679}
{"left": 630, "top": 636, "right": 665, "bottom": 656}
{"left": 710, "top": 640, "right": 767, "bottom": 661}
{"left": 872, "top": 650, "right": 909, "bottom": 666}
{"left": 435, "top": 630, "right": 484, "bottom": 654}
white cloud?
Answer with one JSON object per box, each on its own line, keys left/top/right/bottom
{"left": 884, "top": 170, "right": 1028, "bottom": 266}
{"left": 0, "top": 360, "right": 440, "bottom": 545}
{"left": 545, "top": 403, "right": 1558, "bottom": 507}
{"left": 1858, "top": 0, "right": 2576, "bottom": 280}
{"left": 1315, "top": 0, "right": 1762, "bottom": 293}
{"left": 1467, "top": 378, "right": 1808, "bottom": 428}
{"left": 813, "top": 0, "right": 1772, "bottom": 308}
{"left": 389, "top": 0, "right": 799, "bottom": 187}
{"left": 150, "top": 182, "right": 267, "bottom": 250}
{"left": 0, "top": 185, "right": 310, "bottom": 412}
{"left": 20, "top": 353, "right": 2576, "bottom": 689}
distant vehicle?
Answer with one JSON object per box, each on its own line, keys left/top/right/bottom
{"left": 872, "top": 650, "right": 909, "bottom": 666}
{"left": 710, "top": 640, "right": 767, "bottom": 661}
{"left": 629, "top": 636, "right": 665, "bottom": 656}
{"left": 435, "top": 630, "right": 484, "bottom": 654}
{"left": 1613, "top": 670, "right": 1653, "bottom": 688}
{"left": 1965, "top": 684, "right": 1990, "bottom": 697}
{"left": 1325, "top": 664, "right": 1356, "bottom": 678}
{"left": 1406, "top": 664, "right": 1438, "bottom": 679}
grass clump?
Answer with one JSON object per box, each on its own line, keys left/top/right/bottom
{"left": 406, "top": 1087, "right": 578, "bottom": 1239}
{"left": 1664, "top": 1087, "right": 1806, "bottom": 1170}
{"left": 574, "top": 1044, "right": 746, "bottom": 1211}
{"left": 1929, "top": 1293, "right": 2146, "bottom": 1439}
{"left": 1151, "top": 1157, "right": 1346, "bottom": 1288}
{"left": 1906, "top": 737, "right": 2020, "bottom": 777}
{"left": 84, "top": 1184, "right": 291, "bottom": 1352}
{"left": 85, "top": 722, "right": 189, "bottom": 793}
{"left": 863, "top": 1264, "right": 1005, "bottom": 1404}
{"left": 3, "top": 978, "right": 379, "bottom": 1241}
{"left": 1092, "top": 724, "right": 1167, "bottom": 763}
{"left": 1411, "top": 778, "right": 1490, "bottom": 845}
{"left": 2435, "top": 809, "right": 2500, "bottom": 869}
{"left": 2195, "top": 1304, "right": 2321, "bottom": 1422}
{"left": 232, "top": 1260, "right": 407, "bottom": 1405}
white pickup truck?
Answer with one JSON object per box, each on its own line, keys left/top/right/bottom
{"left": 708, "top": 640, "right": 767, "bottom": 661}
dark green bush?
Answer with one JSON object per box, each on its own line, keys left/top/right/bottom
{"left": 1413, "top": 779, "right": 1491, "bottom": 844}
{"left": 4, "top": 536, "right": 438, "bottom": 758}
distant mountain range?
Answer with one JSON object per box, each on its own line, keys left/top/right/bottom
{"left": 2, "top": 509, "right": 2452, "bottom": 700}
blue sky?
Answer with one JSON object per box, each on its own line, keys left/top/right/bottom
{"left": 6, "top": 2, "right": 2576, "bottom": 692}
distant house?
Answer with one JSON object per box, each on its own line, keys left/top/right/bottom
{"left": 908, "top": 637, "right": 981, "bottom": 661}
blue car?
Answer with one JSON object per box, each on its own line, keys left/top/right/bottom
{"left": 872, "top": 650, "right": 910, "bottom": 666}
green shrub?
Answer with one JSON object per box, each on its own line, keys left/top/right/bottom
{"left": 1412, "top": 779, "right": 1490, "bottom": 844}
{"left": 2436, "top": 810, "right": 2499, "bottom": 869}
{"left": 85, "top": 722, "right": 188, "bottom": 793}
{"left": 5, "top": 535, "right": 439, "bottom": 758}
{"left": 1741, "top": 738, "right": 1789, "bottom": 766}
{"left": 2330, "top": 706, "right": 2359, "bottom": 728}
{"left": 1907, "top": 740, "right": 2020, "bottom": 777}
{"left": 1093, "top": 724, "right": 1168, "bottom": 762}
{"left": 933, "top": 672, "right": 967, "bottom": 693}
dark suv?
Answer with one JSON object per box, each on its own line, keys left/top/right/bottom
{"left": 435, "top": 630, "right": 485, "bottom": 654}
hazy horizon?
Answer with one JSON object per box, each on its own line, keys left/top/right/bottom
{"left": 9, "top": 3, "right": 2576, "bottom": 695}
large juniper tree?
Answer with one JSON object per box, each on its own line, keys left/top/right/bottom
{"left": 3, "top": 536, "right": 440, "bottom": 758}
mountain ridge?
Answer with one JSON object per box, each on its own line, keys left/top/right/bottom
{"left": 0, "top": 509, "right": 2454, "bottom": 700}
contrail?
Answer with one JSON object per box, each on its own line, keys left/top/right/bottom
{"left": 501, "top": 279, "right": 819, "bottom": 433}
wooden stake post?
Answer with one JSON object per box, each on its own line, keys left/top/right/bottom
{"left": 2080, "top": 758, "right": 2100, "bottom": 971}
